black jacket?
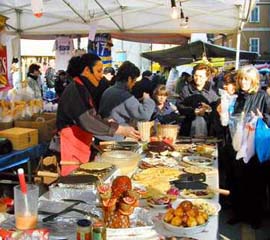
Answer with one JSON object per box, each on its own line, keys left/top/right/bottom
{"left": 176, "top": 81, "right": 219, "bottom": 136}
{"left": 132, "top": 77, "right": 153, "bottom": 99}
{"left": 56, "top": 76, "right": 118, "bottom": 136}
{"left": 233, "top": 90, "right": 270, "bottom": 124}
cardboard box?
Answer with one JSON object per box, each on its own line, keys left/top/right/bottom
{"left": 0, "top": 121, "right": 13, "bottom": 131}
{"left": 0, "top": 127, "right": 38, "bottom": 150}
{"left": 15, "top": 113, "right": 56, "bottom": 143}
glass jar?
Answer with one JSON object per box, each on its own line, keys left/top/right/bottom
{"left": 92, "top": 221, "right": 106, "bottom": 240}
{"left": 77, "top": 219, "right": 91, "bottom": 240}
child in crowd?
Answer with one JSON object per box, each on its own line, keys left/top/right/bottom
{"left": 151, "top": 84, "right": 181, "bottom": 124}
{"left": 223, "top": 72, "right": 237, "bottom": 96}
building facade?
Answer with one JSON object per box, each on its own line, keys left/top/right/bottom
{"left": 214, "top": 0, "right": 270, "bottom": 62}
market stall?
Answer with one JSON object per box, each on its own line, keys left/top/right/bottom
{"left": 0, "top": 138, "right": 225, "bottom": 239}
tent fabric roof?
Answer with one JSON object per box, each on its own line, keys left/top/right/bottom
{"left": 1, "top": 0, "right": 254, "bottom": 39}
{"left": 141, "top": 40, "right": 258, "bottom": 67}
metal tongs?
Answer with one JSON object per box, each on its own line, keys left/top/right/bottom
{"left": 41, "top": 199, "right": 99, "bottom": 222}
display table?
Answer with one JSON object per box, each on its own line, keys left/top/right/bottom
{"left": 0, "top": 142, "right": 220, "bottom": 239}
{"left": 0, "top": 143, "right": 48, "bottom": 182}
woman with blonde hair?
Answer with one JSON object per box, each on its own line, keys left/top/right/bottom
{"left": 225, "top": 65, "right": 270, "bottom": 228}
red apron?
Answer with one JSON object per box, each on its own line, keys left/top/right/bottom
{"left": 60, "top": 77, "right": 94, "bottom": 176}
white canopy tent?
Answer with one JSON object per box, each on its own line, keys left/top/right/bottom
{"left": 0, "top": 0, "right": 255, "bottom": 73}
{"left": 1, "top": 0, "right": 255, "bottom": 37}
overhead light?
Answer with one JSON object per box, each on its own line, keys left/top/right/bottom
{"left": 171, "top": 0, "right": 176, "bottom": 8}
{"left": 170, "top": 0, "right": 189, "bottom": 27}
{"left": 171, "top": 0, "right": 178, "bottom": 19}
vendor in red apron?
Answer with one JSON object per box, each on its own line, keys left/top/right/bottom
{"left": 56, "top": 53, "right": 140, "bottom": 176}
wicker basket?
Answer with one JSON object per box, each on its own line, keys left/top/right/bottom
{"left": 157, "top": 124, "right": 179, "bottom": 144}
{"left": 137, "top": 121, "right": 154, "bottom": 142}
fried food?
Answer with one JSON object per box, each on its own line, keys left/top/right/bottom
{"left": 163, "top": 200, "right": 209, "bottom": 228}
{"left": 171, "top": 216, "right": 182, "bottom": 226}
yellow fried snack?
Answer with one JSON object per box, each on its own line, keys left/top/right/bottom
{"left": 164, "top": 211, "right": 174, "bottom": 223}
{"left": 171, "top": 216, "right": 182, "bottom": 226}
{"left": 187, "top": 216, "right": 197, "bottom": 227}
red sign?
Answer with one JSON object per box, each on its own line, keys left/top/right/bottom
{"left": 0, "top": 45, "right": 9, "bottom": 91}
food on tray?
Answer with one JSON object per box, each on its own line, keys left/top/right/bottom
{"left": 139, "top": 155, "right": 179, "bottom": 169}
{"left": 192, "top": 199, "right": 220, "bottom": 216}
{"left": 133, "top": 167, "right": 181, "bottom": 182}
{"left": 181, "top": 189, "right": 215, "bottom": 199}
{"left": 147, "top": 141, "right": 174, "bottom": 153}
{"left": 166, "top": 187, "right": 180, "bottom": 200}
{"left": 147, "top": 196, "right": 171, "bottom": 208}
{"left": 183, "top": 166, "right": 214, "bottom": 174}
{"left": 182, "top": 156, "right": 214, "bottom": 166}
{"left": 80, "top": 162, "right": 113, "bottom": 171}
{"left": 173, "top": 144, "right": 193, "bottom": 153}
{"left": 97, "top": 176, "right": 139, "bottom": 228}
{"left": 196, "top": 144, "right": 215, "bottom": 155}
{"left": 163, "top": 200, "right": 209, "bottom": 227}
{"left": 133, "top": 167, "right": 181, "bottom": 198}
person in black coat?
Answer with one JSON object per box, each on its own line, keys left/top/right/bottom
{"left": 176, "top": 64, "right": 219, "bottom": 136}
{"left": 225, "top": 65, "right": 270, "bottom": 229}
{"left": 54, "top": 70, "right": 72, "bottom": 99}
{"left": 132, "top": 70, "right": 153, "bottom": 100}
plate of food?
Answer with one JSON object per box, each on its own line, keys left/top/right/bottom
{"left": 183, "top": 166, "right": 214, "bottom": 174}
{"left": 182, "top": 156, "right": 214, "bottom": 167}
{"left": 181, "top": 189, "right": 215, "bottom": 199}
{"left": 162, "top": 200, "right": 209, "bottom": 236}
{"left": 147, "top": 196, "right": 171, "bottom": 209}
{"left": 172, "top": 199, "right": 221, "bottom": 216}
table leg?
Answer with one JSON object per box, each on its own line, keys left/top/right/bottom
{"left": 27, "top": 159, "right": 32, "bottom": 183}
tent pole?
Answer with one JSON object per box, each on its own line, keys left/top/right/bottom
{"left": 235, "top": 30, "right": 241, "bottom": 70}
{"left": 15, "top": 9, "right": 22, "bottom": 81}
{"left": 236, "top": 0, "right": 254, "bottom": 70}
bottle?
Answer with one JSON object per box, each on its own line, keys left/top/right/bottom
{"left": 92, "top": 221, "right": 106, "bottom": 240}
{"left": 77, "top": 219, "right": 91, "bottom": 240}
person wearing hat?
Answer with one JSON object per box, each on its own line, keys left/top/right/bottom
{"left": 27, "top": 63, "right": 42, "bottom": 99}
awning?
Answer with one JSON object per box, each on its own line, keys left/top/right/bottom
{"left": 141, "top": 40, "right": 258, "bottom": 67}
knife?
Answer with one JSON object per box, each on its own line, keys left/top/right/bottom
{"left": 42, "top": 202, "right": 79, "bottom": 222}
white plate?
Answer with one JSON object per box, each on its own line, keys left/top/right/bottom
{"left": 147, "top": 201, "right": 169, "bottom": 209}
{"left": 163, "top": 219, "right": 208, "bottom": 236}
{"left": 183, "top": 166, "right": 214, "bottom": 174}
{"left": 147, "top": 198, "right": 171, "bottom": 209}
{"left": 182, "top": 156, "right": 214, "bottom": 166}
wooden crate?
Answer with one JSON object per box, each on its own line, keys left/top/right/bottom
{"left": 0, "top": 127, "right": 38, "bottom": 150}
{"left": 15, "top": 113, "right": 56, "bottom": 143}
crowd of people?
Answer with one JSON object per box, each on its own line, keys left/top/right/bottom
{"left": 17, "top": 53, "right": 270, "bottom": 229}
